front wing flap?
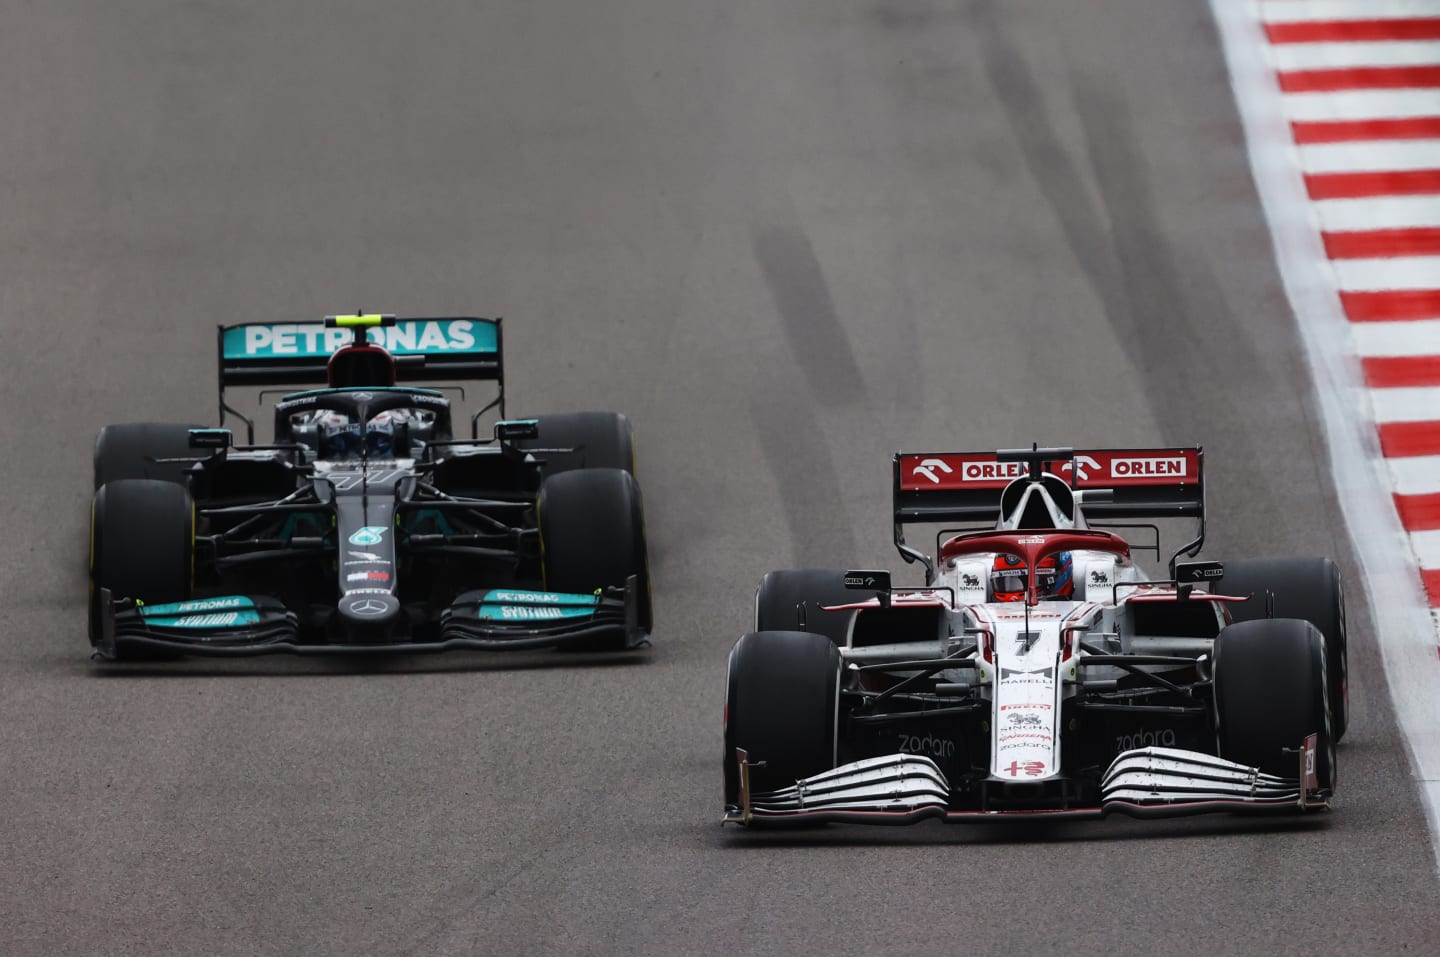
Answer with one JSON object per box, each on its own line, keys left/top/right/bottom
{"left": 723, "top": 742, "right": 1329, "bottom": 826}
{"left": 439, "top": 576, "right": 646, "bottom": 650}
{"left": 96, "top": 592, "right": 301, "bottom": 659}
{"left": 94, "top": 575, "right": 648, "bottom": 658}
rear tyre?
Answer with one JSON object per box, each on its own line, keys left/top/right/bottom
{"left": 94, "top": 422, "right": 204, "bottom": 489}
{"left": 1221, "top": 557, "right": 1348, "bottom": 742}
{"left": 1212, "top": 618, "right": 1335, "bottom": 791}
{"left": 89, "top": 480, "right": 194, "bottom": 651}
{"left": 520, "top": 411, "right": 636, "bottom": 476}
{"left": 538, "top": 468, "right": 651, "bottom": 645}
{"left": 723, "top": 630, "right": 841, "bottom": 807}
{"left": 754, "top": 568, "right": 856, "bottom": 646}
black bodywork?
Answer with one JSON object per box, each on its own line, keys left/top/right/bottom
{"left": 91, "top": 317, "right": 647, "bottom": 658}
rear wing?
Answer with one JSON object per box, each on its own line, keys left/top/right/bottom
{"left": 216, "top": 316, "right": 504, "bottom": 440}
{"left": 892, "top": 447, "right": 1205, "bottom": 580}
{"left": 218, "top": 316, "right": 502, "bottom": 387}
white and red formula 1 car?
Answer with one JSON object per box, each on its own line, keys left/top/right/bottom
{"left": 723, "top": 445, "right": 1344, "bottom": 826}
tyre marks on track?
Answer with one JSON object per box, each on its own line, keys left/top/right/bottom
{"left": 752, "top": 225, "right": 866, "bottom": 408}
{"left": 749, "top": 223, "right": 862, "bottom": 565}
{"left": 974, "top": 2, "right": 1287, "bottom": 487}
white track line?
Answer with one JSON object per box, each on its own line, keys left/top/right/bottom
{"left": 1333, "top": 255, "right": 1440, "bottom": 289}
{"left": 1272, "top": 42, "right": 1440, "bottom": 71}
{"left": 1389, "top": 455, "right": 1440, "bottom": 494}
{"left": 1211, "top": 0, "right": 1440, "bottom": 876}
{"left": 1298, "top": 140, "right": 1440, "bottom": 173}
{"left": 1409, "top": 529, "right": 1440, "bottom": 565}
{"left": 1285, "top": 89, "right": 1440, "bottom": 121}
{"left": 1369, "top": 386, "right": 1440, "bottom": 422}
{"left": 1352, "top": 318, "right": 1440, "bottom": 355}
{"left": 1318, "top": 195, "right": 1440, "bottom": 230}
{"left": 1261, "top": 0, "right": 1440, "bottom": 22}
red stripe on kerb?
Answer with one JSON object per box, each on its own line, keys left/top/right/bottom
{"left": 1379, "top": 421, "right": 1440, "bottom": 457}
{"left": 1293, "top": 118, "right": 1440, "bottom": 144}
{"left": 1420, "top": 568, "right": 1440, "bottom": 606}
{"left": 1306, "top": 169, "right": 1440, "bottom": 199}
{"left": 1364, "top": 356, "right": 1440, "bottom": 388}
{"left": 1266, "top": 19, "right": 1440, "bottom": 44}
{"left": 1341, "top": 290, "right": 1440, "bottom": 322}
{"left": 1396, "top": 492, "right": 1440, "bottom": 530}
{"left": 1280, "top": 66, "right": 1440, "bottom": 93}
{"left": 1324, "top": 229, "right": 1440, "bottom": 259}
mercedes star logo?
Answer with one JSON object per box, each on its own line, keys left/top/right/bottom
{"left": 348, "top": 598, "right": 388, "bottom": 617}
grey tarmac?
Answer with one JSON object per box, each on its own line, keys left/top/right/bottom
{"left": 0, "top": 1, "right": 1436, "bottom": 955}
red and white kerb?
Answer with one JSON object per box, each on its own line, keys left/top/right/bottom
{"left": 1263, "top": 0, "right": 1440, "bottom": 641}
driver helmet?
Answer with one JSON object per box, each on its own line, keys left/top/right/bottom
{"left": 364, "top": 412, "right": 399, "bottom": 458}
{"left": 990, "top": 551, "right": 1075, "bottom": 602}
{"left": 316, "top": 412, "right": 399, "bottom": 460}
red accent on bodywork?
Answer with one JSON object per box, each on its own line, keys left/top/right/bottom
{"left": 1123, "top": 593, "right": 1248, "bottom": 603}
{"left": 820, "top": 594, "right": 951, "bottom": 611}
{"left": 327, "top": 342, "right": 398, "bottom": 388}
{"left": 898, "top": 449, "right": 1199, "bottom": 491}
{"left": 939, "top": 531, "right": 1129, "bottom": 605}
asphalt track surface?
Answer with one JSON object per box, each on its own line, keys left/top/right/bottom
{"left": 2, "top": 1, "right": 1438, "bottom": 954}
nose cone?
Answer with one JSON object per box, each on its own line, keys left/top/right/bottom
{"left": 335, "top": 592, "right": 406, "bottom": 641}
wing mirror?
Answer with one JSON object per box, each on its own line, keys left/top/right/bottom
{"left": 844, "top": 569, "right": 892, "bottom": 607}
{"left": 1175, "top": 561, "right": 1224, "bottom": 584}
{"left": 495, "top": 419, "right": 540, "bottom": 442}
{"left": 188, "top": 428, "right": 232, "bottom": 450}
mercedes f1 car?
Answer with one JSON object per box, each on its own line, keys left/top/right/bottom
{"left": 723, "top": 445, "right": 1345, "bottom": 825}
{"left": 88, "top": 314, "right": 651, "bottom": 658}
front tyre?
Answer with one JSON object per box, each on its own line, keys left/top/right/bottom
{"left": 89, "top": 479, "right": 194, "bottom": 649}
{"left": 723, "top": 630, "right": 841, "bottom": 808}
{"left": 1221, "top": 557, "right": 1348, "bottom": 742}
{"left": 1212, "top": 618, "right": 1335, "bottom": 792}
{"left": 538, "top": 468, "right": 652, "bottom": 643}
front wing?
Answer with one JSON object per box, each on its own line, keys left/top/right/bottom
{"left": 722, "top": 742, "right": 1329, "bottom": 826}
{"left": 93, "top": 578, "right": 647, "bottom": 659}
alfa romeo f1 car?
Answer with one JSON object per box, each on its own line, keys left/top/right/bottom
{"left": 723, "top": 446, "right": 1345, "bottom": 824}
{"left": 88, "top": 314, "right": 651, "bottom": 658}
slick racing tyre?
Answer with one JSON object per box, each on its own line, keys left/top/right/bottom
{"left": 754, "top": 568, "right": 857, "bottom": 645}
{"left": 520, "top": 411, "right": 636, "bottom": 476}
{"left": 538, "top": 468, "right": 651, "bottom": 641}
{"left": 93, "top": 422, "right": 205, "bottom": 489}
{"left": 1212, "top": 618, "right": 1335, "bottom": 792}
{"left": 89, "top": 479, "right": 194, "bottom": 649}
{"left": 1221, "top": 557, "right": 1348, "bottom": 742}
{"left": 723, "top": 630, "right": 841, "bottom": 808}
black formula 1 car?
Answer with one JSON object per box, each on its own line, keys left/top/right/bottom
{"left": 88, "top": 314, "right": 651, "bottom": 658}
{"left": 723, "top": 445, "right": 1344, "bottom": 825}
